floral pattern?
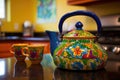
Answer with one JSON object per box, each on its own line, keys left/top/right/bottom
{"left": 15, "top": 48, "right": 22, "bottom": 56}
{"left": 71, "top": 46, "right": 82, "bottom": 56}
{"left": 63, "top": 30, "right": 95, "bottom": 38}
{"left": 30, "top": 50, "right": 37, "bottom": 58}
{"left": 15, "top": 49, "right": 21, "bottom": 56}
{"left": 53, "top": 39, "right": 108, "bottom": 70}
{"left": 29, "top": 48, "right": 43, "bottom": 60}
{"left": 71, "top": 62, "right": 83, "bottom": 70}
{"left": 53, "top": 27, "right": 108, "bottom": 70}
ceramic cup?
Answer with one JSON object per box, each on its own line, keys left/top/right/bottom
{"left": 21, "top": 45, "right": 44, "bottom": 64}
{"left": 10, "top": 44, "right": 28, "bottom": 61}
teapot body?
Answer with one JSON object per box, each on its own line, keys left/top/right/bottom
{"left": 46, "top": 10, "right": 108, "bottom": 70}
{"left": 53, "top": 39, "right": 108, "bottom": 70}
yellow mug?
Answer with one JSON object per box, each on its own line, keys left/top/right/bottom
{"left": 10, "top": 43, "right": 28, "bottom": 61}
{"left": 22, "top": 45, "right": 44, "bottom": 64}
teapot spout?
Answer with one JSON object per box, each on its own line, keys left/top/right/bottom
{"left": 46, "top": 30, "right": 60, "bottom": 56}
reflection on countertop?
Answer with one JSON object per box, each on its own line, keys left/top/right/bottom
{"left": 0, "top": 54, "right": 120, "bottom": 80}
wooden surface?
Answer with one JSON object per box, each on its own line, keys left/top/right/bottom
{"left": 67, "top": 0, "right": 120, "bottom": 5}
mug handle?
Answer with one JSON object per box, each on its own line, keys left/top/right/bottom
{"left": 21, "top": 47, "right": 29, "bottom": 57}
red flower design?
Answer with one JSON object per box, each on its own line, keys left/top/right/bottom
{"left": 73, "top": 46, "right": 82, "bottom": 56}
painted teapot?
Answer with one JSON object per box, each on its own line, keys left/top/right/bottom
{"left": 46, "top": 10, "right": 108, "bottom": 70}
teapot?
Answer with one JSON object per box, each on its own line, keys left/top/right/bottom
{"left": 46, "top": 10, "right": 108, "bottom": 70}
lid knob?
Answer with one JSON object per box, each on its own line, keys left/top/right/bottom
{"left": 75, "top": 21, "right": 83, "bottom": 30}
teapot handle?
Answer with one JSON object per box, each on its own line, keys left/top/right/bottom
{"left": 59, "top": 10, "right": 102, "bottom": 36}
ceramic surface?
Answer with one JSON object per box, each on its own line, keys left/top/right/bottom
{"left": 10, "top": 44, "right": 28, "bottom": 61}
{"left": 46, "top": 10, "right": 108, "bottom": 70}
{"left": 54, "top": 39, "right": 107, "bottom": 70}
{"left": 22, "top": 45, "right": 44, "bottom": 64}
